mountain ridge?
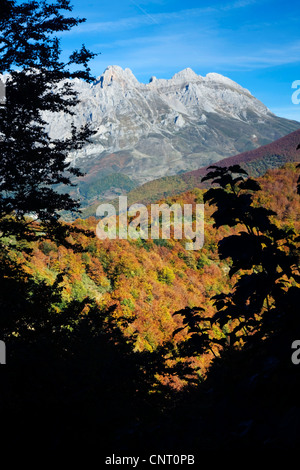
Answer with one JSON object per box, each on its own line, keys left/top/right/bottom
{"left": 41, "top": 65, "right": 300, "bottom": 202}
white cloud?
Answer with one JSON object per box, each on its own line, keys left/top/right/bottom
{"left": 61, "top": 0, "right": 300, "bottom": 78}
{"left": 221, "top": 0, "right": 259, "bottom": 10}
{"left": 67, "top": 0, "right": 259, "bottom": 35}
{"left": 91, "top": 31, "right": 300, "bottom": 76}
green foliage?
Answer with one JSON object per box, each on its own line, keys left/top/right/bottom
{"left": 78, "top": 174, "right": 137, "bottom": 200}
{"left": 120, "top": 298, "right": 136, "bottom": 311}
{"left": 196, "top": 253, "right": 210, "bottom": 270}
{"left": 158, "top": 266, "right": 175, "bottom": 285}
{"left": 178, "top": 251, "right": 197, "bottom": 269}
{"left": 39, "top": 240, "right": 57, "bottom": 256}
{"left": 153, "top": 238, "right": 173, "bottom": 249}
{"left": 86, "top": 240, "right": 98, "bottom": 255}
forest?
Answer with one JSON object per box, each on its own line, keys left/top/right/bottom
{"left": 0, "top": 0, "right": 300, "bottom": 457}
{"left": 1, "top": 161, "right": 300, "bottom": 453}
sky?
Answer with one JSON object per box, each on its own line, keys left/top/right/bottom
{"left": 59, "top": 0, "right": 300, "bottom": 120}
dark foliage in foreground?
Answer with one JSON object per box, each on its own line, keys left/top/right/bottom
{"left": 0, "top": 0, "right": 96, "bottom": 245}
{"left": 0, "top": 164, "right": 299, "bottom": 457}
{"left": 0, "top": 0, "right": 299, "bottom": 457}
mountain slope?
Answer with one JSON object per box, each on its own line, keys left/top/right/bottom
{"left": 79, "top": 128, "right": 300, "bottom": 215}
{"left": 44, "top": 65, "right": 300, "bottom": 203}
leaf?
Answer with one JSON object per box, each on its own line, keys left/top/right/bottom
{"left": 239, "top": 178, "right": 261, "bottom": 192}
{"left": 228, "top": 165, "right": 248, "bottom": 175}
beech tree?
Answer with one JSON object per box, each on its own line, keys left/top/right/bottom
{"left": 200, "top": 164, "right": 300, "bottom": 347}
{"left": 165, "top": 164, "right": 300, "bottom": 389}
{"left": 0, "top": 0, "right": 96, "bottom": 243}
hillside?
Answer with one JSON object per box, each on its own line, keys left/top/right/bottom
{"left": 43, "top": 65, "right": 300, "bottom": 208}
{"left": 2, "top": 163, "right": 299, "bottom": 453}
{"left": 80, "top": 127, "right": 300, "bottom": 216}
{"left": 10, "top": 163, "right": 300, "bottom": 355}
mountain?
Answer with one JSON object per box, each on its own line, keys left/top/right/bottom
{"left": 80, "top": 128, "right": 300, "bottom": 217}
{"left": 44, "top": 65, "right": 300, "bottom": 204}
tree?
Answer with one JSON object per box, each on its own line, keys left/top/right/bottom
{"left": 200, "top": 164, "right": 300, "bottom": 348}
{"left": 0, "top": 3, "right": 161, "bottom": 455}
{"left": 163, "top": 163, "right": 299, "bottom": 392}
{"left": 0, "top": 0, "right": 97, "bottom": 244}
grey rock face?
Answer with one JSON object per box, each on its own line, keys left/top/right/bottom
{"left": 43, "top": 65, "right": 300, "bottom": 188}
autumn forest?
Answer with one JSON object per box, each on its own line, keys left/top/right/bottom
{"left": 0, "top": 0, "right": 300, "bottom": 458}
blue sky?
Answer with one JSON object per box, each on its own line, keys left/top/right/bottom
{"left": 59, "top": 0, "right": 300, "bottom": 120}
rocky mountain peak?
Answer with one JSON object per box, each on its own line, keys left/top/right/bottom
{"left": 204, "top": 72, "right": 252, "bottom": 94}
{"left": 96, "top": 65, "right": 139, "bottom": 89}
{"left": 41, "top": 65, "right": 300, "bottom": 194}
{"left": 170, "top": 67, "right": 201, "bottom": 83}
